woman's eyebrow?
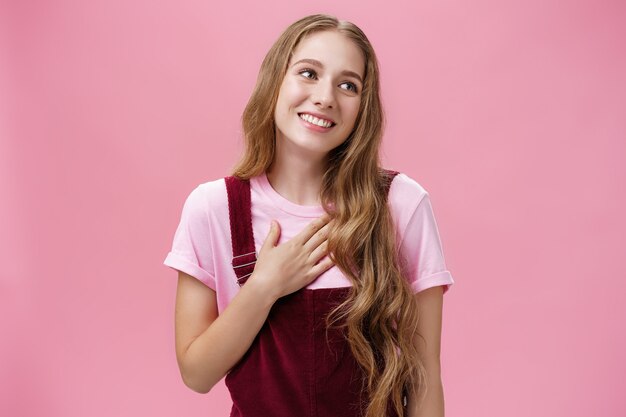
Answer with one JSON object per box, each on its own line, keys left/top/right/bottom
{"left": 291, "top": 58, "right": 363, "bottom": 84}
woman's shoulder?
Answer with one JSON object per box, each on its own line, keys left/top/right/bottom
{"left": 182, "top": 177, "right": 229, "bottom": 213}
{"left": 386, "top": 170, "right": 429, "bottom": 206}
{"left": 195, "top": 176, "right": 228, "bottom": 193}
{"left": 384, "top": 170, "right": 432, "bottom": 236}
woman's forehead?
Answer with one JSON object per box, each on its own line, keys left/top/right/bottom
{"left": 289, "top": 31, "right": 365, "bottom": 78}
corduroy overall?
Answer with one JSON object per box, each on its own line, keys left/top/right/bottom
{"left": 223, "top": 170, "right": 402, "bottom": 417}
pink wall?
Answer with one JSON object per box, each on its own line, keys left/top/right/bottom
{"left": 2, "top": 0, "right": 625, "bottom": 416}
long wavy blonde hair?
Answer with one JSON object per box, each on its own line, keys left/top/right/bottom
{"left": 231, "top": 14, "right": 427, "bottom": 417}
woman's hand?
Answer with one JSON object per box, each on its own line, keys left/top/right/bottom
{"left": 248, "top": 213, "right": 335, "bottom": 301}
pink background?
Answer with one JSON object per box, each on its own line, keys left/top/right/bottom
{"left": 2, "top": 0, "right": 625, "bottom": 416}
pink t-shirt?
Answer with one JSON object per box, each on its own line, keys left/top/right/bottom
{"left": 164, "top": 172, "right": 454, "bottom": 314}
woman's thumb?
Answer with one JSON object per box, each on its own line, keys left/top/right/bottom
{"left": 263, "top": 220, "right": 280, "bottom": 249}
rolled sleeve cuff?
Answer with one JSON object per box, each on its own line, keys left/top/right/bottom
{"left": 411, "top": 270, "right": 454, "bottom": 295}
{"left": 164, "top": 252, "right": 217, "bottom": 291}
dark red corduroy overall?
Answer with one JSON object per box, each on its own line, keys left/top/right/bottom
{"left": 223, "top": 170, "right": 402, "bottom": 417}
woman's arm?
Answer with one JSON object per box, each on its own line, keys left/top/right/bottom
{"left": 408, "top": 285, "right": 446, "bottom": 417}
{"left": 174, "top": 270, "right": 277, "bottom": 393}
{"left": 174, "top": 215, "right": 334, "bottom": 393}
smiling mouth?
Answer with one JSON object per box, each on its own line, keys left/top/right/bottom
{"left": 298, "top": 113, "right": 336, "bottom": 128}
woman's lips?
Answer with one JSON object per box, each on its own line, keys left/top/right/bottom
{"left": 298, "top": 113, "right": 335, "bottom": 132}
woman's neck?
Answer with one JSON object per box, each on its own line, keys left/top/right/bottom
{"left": 266, "top": 155, "right": 328, "bottom": 207}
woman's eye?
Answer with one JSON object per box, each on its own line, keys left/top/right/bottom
{"left": 299, "top": 69, "right": 317, "bottom": 79}
{"left": 299, "top": 69, "right": 359, "bottom": 93}
{"left": 341, "top": 82, "right": 358, "bottom": 93}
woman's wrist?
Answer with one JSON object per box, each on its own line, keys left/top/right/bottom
{"left": 245, "top": 273, "right": 280, "bottom": 307}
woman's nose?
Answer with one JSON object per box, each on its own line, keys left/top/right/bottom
{"left": 311, "top": 80, "right": 335, "bottom": 108}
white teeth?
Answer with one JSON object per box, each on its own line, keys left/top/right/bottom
{"left": 299, "top": 113, "right": 333, "bottom": 128}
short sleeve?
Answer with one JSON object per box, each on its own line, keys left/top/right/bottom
{"left": 163, "top": 185, "right": 217, "bottom": 290}
{"left": 399, "top": 192, "right": 455, "bottom": 295}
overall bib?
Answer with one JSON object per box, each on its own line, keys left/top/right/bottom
{"left": 223, "top": 170, "right": 402, "bottom": 417}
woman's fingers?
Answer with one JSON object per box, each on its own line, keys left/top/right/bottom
{"left": 309, "top": 239, "right": 330, "bottom": 264}
{"left": 294, "top": 213, "right": 331, "bottom": 246}
{"left": 253, "top": 214, "right": 336, "bottom": 297}
{"left": 302, "top": 220, "right": 333, "bottom": 253}
{"left": 309, "top": 254, "right": 335, "bottom": 278}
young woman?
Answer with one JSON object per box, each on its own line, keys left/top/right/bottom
{"left": 164, "top": 14, "right": 454, "bottom": 417}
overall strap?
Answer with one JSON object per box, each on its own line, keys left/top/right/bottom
{"left": 224, "top": 169, "right": 400, "bottom": 287}
{"left": 225, "top": 176, "right": 257, "bottom": 286}
{"left": 381, "top": 168, "right": 400, "bottom": 196}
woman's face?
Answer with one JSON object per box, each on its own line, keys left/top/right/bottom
{"left": 273, "top": 30, "right": 365, "bottom": 159}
